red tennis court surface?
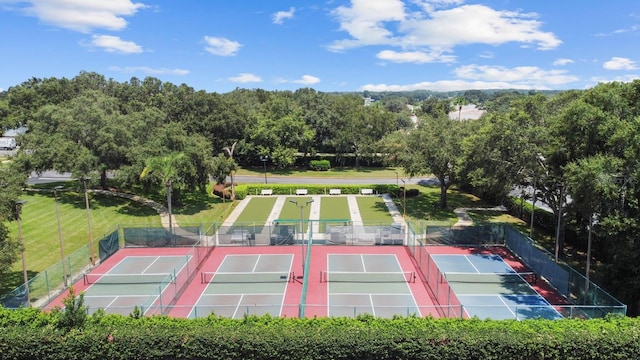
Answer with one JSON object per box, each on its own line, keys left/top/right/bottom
{"left": 45, "top": 244, "right": 566, "bottom": 319}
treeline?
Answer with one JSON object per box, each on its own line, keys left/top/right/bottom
{"left": 0, "top": 304, "right": 638, "bottom": 360}
{"left": 1, "top": 72, "right": 640, "bottom": 314}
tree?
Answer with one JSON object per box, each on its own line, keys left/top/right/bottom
{"left": 140, "top": 152, "right": 187, "bottom": 234}
{"left": 393, "top": 115, "right": 464, "bottom": 208}
{"left": 0, "top": 165, "right": 27, "bottom": 278}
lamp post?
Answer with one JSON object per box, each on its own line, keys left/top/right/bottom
{"left": 554, "top": 183, "right": 563, "bottom": 263}
{"left": 400, "top": 179, "right": 406, "bottom": 219}
{"left": 81, "top": 177, "right": 95, "bottom": 264}
{"left": 260, "top": 156, "right": 269, "bottom": 184}
{"left": 15, "top": 200, "right": 29, "bottom": 304}
{"left": 394, "top": 171, "right": 399, "bottom": 187}
{"left": 290, "top": 199, "right": 314, "bottom": 276}
{"left": 166, "top": 180, "right": 174, "bottom": 238}
{"left": 529, "top": 172, "right": 536, "bottom": 239}
{"left": 53, "top": 185, "right": 68, "bottom": 286}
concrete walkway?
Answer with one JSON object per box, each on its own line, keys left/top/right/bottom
{"left": 452, "top": 206, "right": 507, "bottom": 227}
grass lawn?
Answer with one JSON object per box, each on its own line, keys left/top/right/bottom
{"left": 278, "top": 197, "right": 314, "bottom": 232}
{"left": 232, "top": 197, "right": 277, "bottom": 226}
{"left": 356, "top": 196, "right": 394, "bottom": 225}
{"left": 2, "top": 190, "right": 160, "bottom": 294}
{"left": 319, "top": 196, "right": 350, "bottom": 232}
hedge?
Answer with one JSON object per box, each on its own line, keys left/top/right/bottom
{"left": 234, "top": 184, "right": 399, "bottom": 199}
{"left": 0, "top": 309, "right": 639, "bottom": 360}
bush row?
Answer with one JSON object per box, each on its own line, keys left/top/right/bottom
{"left": 0, "top": 309, "right": 638, "bottom": 360}
{"left": 235, "top": 184, "right": 399, "bottom": 199}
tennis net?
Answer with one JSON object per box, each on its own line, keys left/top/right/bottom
{"left": 201, "top": 271, "right": 294, "bottom": 284}
{"left": 320, "top": 271, "right": 416, "bottom": 283}
{"left": 83, "top": 273, "right": 175, "bottom": 285}
{"left": 441, "top": 272, "right": 537, "bottom": 284}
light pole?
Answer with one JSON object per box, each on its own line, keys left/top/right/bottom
{"left": 290, "top": 199, "right": 314, "bottom": 276}
{"left": 54, "top": 185, "right": 68, "bottom": 286}
{"left": 394, "top": 171, "right": 399, "bottom": 187}
{"left": 81, "top": 177, "right": 95, "bottom": 264}
{"left": 166, "top": 180, "right": 174, "bottom": 239}
{"left": 260, "top": 156, "right": 269, "bottom": 184}
{"left": 400, "top": 179, "right": 406, "bottom": 219}
{"left": 529, "top": 172, "right": 536, "bottom": 239}
{"left": 554, "top": 183, "right": 563, "bottom": 263}
{"left": 15, "top": 200, "right": 29, "bottom": 304}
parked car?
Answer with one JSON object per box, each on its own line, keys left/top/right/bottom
{"left": 0, "top": 137, "right": 16, "bottom": 150}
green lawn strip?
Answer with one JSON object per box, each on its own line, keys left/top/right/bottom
{"left": 232, "top": 197, "right": 276, "bottom": 231}
{"left": 356, "top": 196, "right": 394, "bottom": 225}
{"left": 319, "top": 196, "right": 350, "bottom": 232}
{"left": 278, "top": 197, "right": 313, "bottom": 233}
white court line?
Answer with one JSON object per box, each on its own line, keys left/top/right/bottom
{"left": 463, "top": 255, "right": 481, "bottom": 273}
{"left": 252, "top": 255, "right": 261, "bottom": 272}
{"left": 497, "top": 295, "right": 517, "bottom": 318}
{"left": 141, "top": 257, "right": 162, "bottom": 273}
{"left": 232, "top": 294, "right": 245, "bottom": 319}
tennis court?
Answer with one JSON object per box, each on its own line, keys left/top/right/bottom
{"left": 188, "top": 254, "right": 295, "bottom": 319}
{"left": 322, "top": 253, "right": 421, "bottom": 318}
{"left": 432, "top": 254, "right": 563, "bottom": 320}
{"left": 81, "top": 254, "right": 191, "bottom": 315}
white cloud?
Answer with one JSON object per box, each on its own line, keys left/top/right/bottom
{"left": 273, "top": 7, "right": 295, "bottom": 24}
{"left": 454, "top": 64, "right": 578, "bottom": 85}
{"left": 291, "top": 75, "right": 321, "bottom": 85}
{"left": 360, "top": 80, "right": 537, "bottom": 92}
{"left": 603, "top": 57, "right": 638, "bottom": 70}
{"left": 360, "top": 63, "right": 579, "bottom": 92}
{"left": 553, "top": 58, "right": 574, "bottom": 66}
{"left": 204, "top": 36, "right": 242, "bottom": 56}
{"left": 377, "top": 49, "right": 455, "bottom": 63}
{"left": 329, "top": 1, "right": 561, "bottom": 59}
{"left": 109, "top": 66, "right": 189, "bottom": 75}
{"left": 89, "top": 35, "right": 142, "bottom": 54}
{"left": 10, "top": 0, "right": 146, "bottom": 33}
{"left": 229, "top": 73, "right": 262, "bottom": 83}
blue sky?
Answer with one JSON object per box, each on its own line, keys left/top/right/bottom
{"left": 1, "top": 0, "right": 639, "bottom": 93}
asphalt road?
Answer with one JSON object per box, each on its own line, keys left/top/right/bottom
{"left": 25, "top": 171, "right": 436, "bottom": 186}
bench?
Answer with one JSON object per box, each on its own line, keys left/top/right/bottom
{"left": 230, "top": 231, "right": 250, "bottom": 245}
{"left": 296, "top": 189, "right": 308, "bottom": 195}
{"left": 360, "top": 188, "right": 374, "bottom": 195}
{"left": 260, "top": 189, "right": 273, "bottom": 195}
{"left": 329, "top": 188, "right": 341, "bottom": 195}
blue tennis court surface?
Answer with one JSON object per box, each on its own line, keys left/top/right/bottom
{"left": 431, "top": 254, "right": 563, "bottom": 320}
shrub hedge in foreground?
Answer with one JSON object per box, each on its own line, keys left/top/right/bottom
{"left": 0, "top": 307, "right": 639, "bottom": 360}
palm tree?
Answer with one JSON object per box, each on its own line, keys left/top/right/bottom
{"left": 140, "top": 152, "right": 186, "bottom": 236}
{"left": 223, "top": 142, "right": 238, "bottom": 200}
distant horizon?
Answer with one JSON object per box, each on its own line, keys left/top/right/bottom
{"left": 1, "top": 1, "right": 638, "bottom": 93}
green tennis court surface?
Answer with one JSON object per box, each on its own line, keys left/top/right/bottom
{"left": 325, "top": 254, "right": 420, "bottom": 318}
{"left": 432, "top": 254, "right": 562, "bottom": 320}
{"left": 83, "top": 255, "right": 190, "bottom": 315}
{"left": 189, "top": 254, "right": 294, "bottom": 319}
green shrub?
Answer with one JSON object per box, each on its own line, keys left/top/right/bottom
{"left": 0, "top": 310, "right": 638, "bottom": 359}
{"left": 309, "top": 159, "right": 331, "bottom": 171}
